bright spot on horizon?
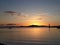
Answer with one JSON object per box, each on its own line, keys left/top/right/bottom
{"left": 28, "top": 20, "right": 43, "bottom": 26}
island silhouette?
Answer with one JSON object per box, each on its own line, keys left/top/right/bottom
{"left": 0, "top": 24, "right": 60, "bottom": 29}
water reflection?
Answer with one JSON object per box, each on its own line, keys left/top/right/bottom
{"left": 0, "top": 28, "right": 60, "bottom": 45}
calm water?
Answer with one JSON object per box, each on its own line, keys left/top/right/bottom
{"left": 0, "top": 28, "right": 60, "bottom": 45}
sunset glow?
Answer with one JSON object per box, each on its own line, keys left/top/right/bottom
{"left": 28, "top": 20, "right": 43, "bottom": 25}
{"left": 0, "top": 0, "right": 60, "bottom": 26}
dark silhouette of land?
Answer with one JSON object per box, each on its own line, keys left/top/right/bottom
{"left": 56, "top": 25, "right": 60, "bottom": 29}
{"left": 0, "top": 24, "right": 60, "bottom": 29}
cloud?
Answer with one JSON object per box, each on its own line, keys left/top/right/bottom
{"left": 6, "top": 23, "right": 16, "bottom": 25}
{"left": 4, "top": 11, "right": 27, "bottom": 17}
{"left": 4, "top": 11, "right": 16, "bottom": 15}
{"left": 4, "top": 11, "right": 16, "bottom": 13}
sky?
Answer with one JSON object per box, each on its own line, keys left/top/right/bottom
{"left": 0, "top": 0, "right": 60, "bottom": 26}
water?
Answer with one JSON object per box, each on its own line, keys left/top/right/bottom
{"left": 0, "top": 28, "right": 60, "bottom": 45}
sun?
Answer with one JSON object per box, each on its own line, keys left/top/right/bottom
{"left": 25, "top": 20, "right": 44, "bottom": 26}
{"left": 29, "top": 20, "right": 41, "bottom": 25}
{"left": 32, "top": 23, "right": 40, "bottom": 25}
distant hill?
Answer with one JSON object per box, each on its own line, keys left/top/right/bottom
{"left": 28, "top": 25, "right": 46, "bottom": 27}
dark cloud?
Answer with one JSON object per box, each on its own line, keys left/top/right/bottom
{"left": 4, "top": 11, "right": 27, "bottom": 17}
{"left": 6, "top": 24, "right": 16, "bottom": 25}
{"left": 37, "top": 18, "right": 42, "bottom": 20}
{"left": 4, "top": 11, "right": 39, "bottom": 19}
{"left": 17, "top": 13, "right": 28, "bottom": 17}
{"left": 4, "top": 11, "right": 16, "bottom": 15}
{"left": 17, "top": 13, "right": 21, "bottom": 16}
{"left": 4, "top": 11, "right": 16, "bottom": 13}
